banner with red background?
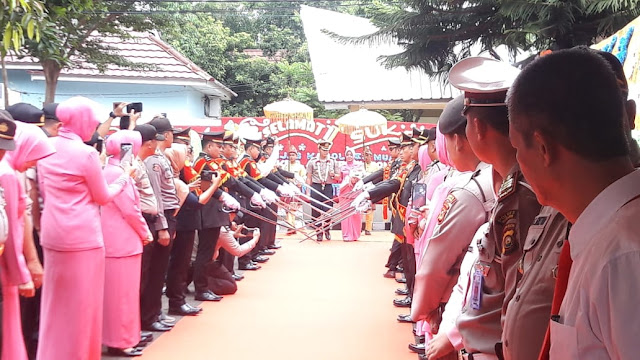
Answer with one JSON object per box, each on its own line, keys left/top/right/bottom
{"left": 187, "top": 117, "right": 434, "bottom": 167}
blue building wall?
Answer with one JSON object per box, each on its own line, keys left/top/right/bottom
{"left": 6, "top": 70, "right": 221, "bottom": 127}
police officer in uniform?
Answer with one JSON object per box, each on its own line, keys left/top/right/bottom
{"left": 192, "top": 131, "right": 264, "bottom": 300}
{"left": 409, "top": 96, "right": 495, "bottom": 357}
{"left": 306, "top": 139, "right": 340, "bottom": 241}
{"left": 448, "top": 57, "right": 542, "bottom": 360}
{"left": 352, "top": 130, "right": 424, "bottom": 307}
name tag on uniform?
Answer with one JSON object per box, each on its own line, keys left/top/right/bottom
{"left": 470, "top": 267, "right": 484, "bottom": 310}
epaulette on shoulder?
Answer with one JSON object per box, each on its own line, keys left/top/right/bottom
{"left": 498, "top": 170, "right": 519, "bottom": 201}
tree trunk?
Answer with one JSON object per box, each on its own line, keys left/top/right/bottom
{"left": 42, "top": 60, "right": 61, "bottom": 104}
{"left": 1, "top": 55, "right": 9, "bottom": 109}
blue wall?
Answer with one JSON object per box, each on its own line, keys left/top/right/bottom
{"left": 6, "top": 69, "right": 221, "bottom": 127}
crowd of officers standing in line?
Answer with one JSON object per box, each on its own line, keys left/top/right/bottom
{"left": 0, "top": 97, "right": 304, "bottom": 359}
{"left": 349, "top": 47, "right": 640, "bottom": 360}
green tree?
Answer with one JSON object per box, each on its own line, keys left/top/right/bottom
{"left": 350, "top": 0, "right": 640, "bottom": 76}
{"left": 23, "top": 0, "right": 163, "bottom": 103}
{"left": 0, "top": 0, "right": 45, "bottom": 106}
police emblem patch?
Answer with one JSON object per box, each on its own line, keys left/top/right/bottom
{"left": 502, "top": 222, "right": 517, "bottom": 255}
{"left": 152, "top": 163, "right": 162, "bottom": 173}
{"left": 497, "top": 210, "right": 516, "bottom": 225}
{"left": 437, "top": 194, "right": 458, "bottom": 224}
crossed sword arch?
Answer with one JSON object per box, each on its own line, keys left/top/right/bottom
{"left": 225, "top": 181, "right": 366, "bottom": 243}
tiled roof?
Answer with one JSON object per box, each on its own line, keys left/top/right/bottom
{"left": 6, "top": 32, "right": 236, "bottom": 99}
{"left": 300, "top": 6, "right": 460, "bottom": 107}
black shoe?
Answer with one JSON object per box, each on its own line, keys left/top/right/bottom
{"left": 267, "top": 244, "right": 282, "bottom": 249}
{"left": 252, "top": 255, "right": 269, "bottom": 263}
{"left": 397, "top": 266, "right": 404, "bottom": 273}
{"left": 408, "top": 342, "right": 426, "bottom": 354}
{"left": 140, "top": 331, "right": 153, "bottom": 340}
{"left": 195, "top": 290, "right": 223, "bottom": 302}
{"left": 418, "top": 354, "right": 428, "bottom": 360}
{"left": 393, "top": 297, "right": 412, "bottom": 307}
{"left": 168, "top": 303, "right": 201, "bottom": 316}
{"left": 397, "top": 314, "right": 413, "bottom": 323}
{"left": 107, "top": 347, "right": 144, "bottom": 357}
{"left": 395, "top": 287, "right": 409, "bottom": 296}
{"left": 186, "top": 303, "right": 203, "bottom": 312}
{"left": 239, "top": 263, "right": 261, "bottom": 271}
{"left": 144, "top": 321, "right": 172, "bottom": 332}
{"left": 316, "top": 235, "right": 323, "bottom": 242}
{"left": 259, "top": 249, "right": 276, "bottom": 256}
{"left": 232, "top": 274, "right": 244, "bottom": 281}
{"left": 364, "top": 230, "right": 371, "bottom": 235}
{"left": 324, "top": 231, "right": 331, "bottom": 240}
{"left": 396, "top": 277, "right": 407, "bottom": 284}
{"left": 158, "top": 313, "right": 175, "bottom": 324}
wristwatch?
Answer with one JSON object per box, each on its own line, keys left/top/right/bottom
{"left": 109, "top": 111, "right": 117, "bottom": 118}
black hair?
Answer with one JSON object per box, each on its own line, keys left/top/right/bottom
{"left": 202, "top": 139, "right": 212, "bottom": 149}
{"left": 466, "top": 106, "right": 509, "bottom": 136}
{"left": 508, "top": 47, "right": 628, "bottom": 161}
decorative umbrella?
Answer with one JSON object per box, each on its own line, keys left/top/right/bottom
{"left": 263, "top": 98, "right": 314, "bottom": 123}
{"left": 335, "top": 108, "right": 387, "bottom": 135}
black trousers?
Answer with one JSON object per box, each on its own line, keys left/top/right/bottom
{"left": 166, "top": 229, "right": 196, "bottom": 308}
{"left": 140, "top": 210, "right": 176, "bottom": 327}
{"left": 218, "top": 247, "right": 235, "bottom": 274}
{"left": 193, "top": 227, "right": 221, "bottom": 294}
{"left": 310, "top": 183, "right": 334, "bottom": 233}
{"left": 20, "top": 229, "right": 44, "bottom": 360}
{"left": 401, "top": 242, "right": 417, "bottom": 296}
{"left": 385, "top": 239, "right": 403, "bottom": 270}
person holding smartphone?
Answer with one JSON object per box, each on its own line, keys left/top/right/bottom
{"left": 101, "top": 130, "right": 153, "bottom": 357}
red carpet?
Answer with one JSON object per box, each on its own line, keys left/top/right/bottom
{"left": 136, "top": 232, "right": 417, "bottom": 360}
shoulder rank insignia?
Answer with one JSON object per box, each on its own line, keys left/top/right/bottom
{"left": 498, "top": 170, "right": 518, "bottom": 200}
{"left": 437, "top": 193, "right": 458, "bottom": 224}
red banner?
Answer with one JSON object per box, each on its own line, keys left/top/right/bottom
{"left": 188, "top": 117, "right": 434, "bottom": 167}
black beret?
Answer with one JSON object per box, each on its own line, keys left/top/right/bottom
{"left": 0, "top": 112, "right": 16, "bottom": 151}
{"left": 438, "top": 96, "right": 467, "bottom": 135}
{"left": 6, "top": 103, "right": 44, "bottom": 126}
{"left": 135, "top": 124, "right": 164, "bottom": 142}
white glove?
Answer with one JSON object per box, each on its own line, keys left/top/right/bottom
{"left": 350, "top": 191, "right": 370, "bottom": 209}
{"left": 353, "top": 179, "right": 364, "bottom": 192}
{"left": 355, "top": 200, "right": 372, "bottom": 213}
{"left": 276, "top": 184, "right": 294, "bottom": 197}
{"left": 364, "top": 182, "right": 375, "bottom": 191}
{"left": 250, "top": 192, "right": 267, "bottom": 208}
{"left": 219, "top": 192, "right": 240, "bottom": 211}
{"left": 287, "top": 183, "right": 302, "bottom": 195}
{"left": 260, "top": 188, "right": 279, "bottom": 204}
{"left": 294, "top": 174, "right": 305, "bottom": 184}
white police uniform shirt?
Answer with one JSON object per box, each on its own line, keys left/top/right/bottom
{"left": 551, "top": 169, "right": 640, "bottom": 359}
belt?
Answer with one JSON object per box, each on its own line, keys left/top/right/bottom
{"left": 460, "top": 352, "right": 498, "bottom": 360}
{"left": 142, "top": 212, "right": 158, "bottom": 223}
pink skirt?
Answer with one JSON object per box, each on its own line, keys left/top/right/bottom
{"left": 103, "top": 254, "right": 142, "bottom": 348}
{"left": 37, "top": 247, "right": 105, "bottom": 360}
{"left": 1, "top": 270, "right": 28, "bottom": 360}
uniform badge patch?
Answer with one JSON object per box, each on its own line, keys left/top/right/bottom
{"left": 502, "top": 222, "right": 517, "bottom": 255}
{"left": 498, "top": 171, "right": 519, "bottom": 200}
{"left": 497, "top": 210, "right": 516, "bottom": 225}
{"left": 152, "top": 163, "right": 161, "bottom": 173}
{"left": 437, "top": 194, "right": 458, "bottom": 224}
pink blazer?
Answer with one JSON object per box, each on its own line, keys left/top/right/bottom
{"left": 101, "top": 160, "right": 148, "bottom": 257}
{"left": 0, "top": 161, "right": 30, "bottom": 286}
{"left": 38, "top": 131, "right": 127, "bottom": 251}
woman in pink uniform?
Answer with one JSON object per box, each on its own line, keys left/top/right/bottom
{"left": 101, "top": 130, "right": 152, "bottom": 357}
{"left": 37, "top": 97, "right": 133, "bottom": 360}
{"left": 1, "top": 119, "right": 55, "bottom": 360}
{"left": 338, "top": 147, "right": 364, "bottom": 241}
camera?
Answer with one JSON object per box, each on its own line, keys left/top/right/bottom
{"left": 127, "top": 102, "right": 143, "bottom": 114}
{"left": 201, "top": 170, "right": 218, "bottom": 182}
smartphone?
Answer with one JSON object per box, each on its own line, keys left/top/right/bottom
{"left": 127, "top": 102, "right": 143, "bottom": 114}
{"left": 411, "top": 183, "right": 427, "bottom": 210}
{"left": 120, "top": 143, "right": 134, "bottom": 166}
{"left": 119, "top": 115, "right": 130, "bottom": 130}
{"left": 201, "top": 170, "right": 214, "bottom": 182}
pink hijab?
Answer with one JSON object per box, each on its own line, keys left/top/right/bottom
{"left": 56, "top": 96, "right": 101, "bottom": 141}
{"left": 4, "top": 122, "right": 55, "bottom": 171}
{"left": 418, "top": 144, "right": 431, "bottom": 170}
{"left": 435, "top": 123, "right": 452, "bottom": 167}
{"left": 105, "top": 130, "right": 142, "bottom": 161}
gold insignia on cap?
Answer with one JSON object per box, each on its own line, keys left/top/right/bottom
{"left": 0, "top": 122, "right": 8, "bottom": 133}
